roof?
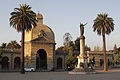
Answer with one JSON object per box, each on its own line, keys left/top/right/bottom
{"left": 31, "top": 36, "right": 55, "bottom": 44}
{"left": 2, "top": 49, "right": 20, "bottom": 54}
{"left": 55, "top": 50, "right": 67, "bottom": 55}
{"left": 31, "top": 20, "right": 55, "bottom": 43}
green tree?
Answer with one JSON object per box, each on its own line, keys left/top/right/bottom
{"left": 74, "top": 37, "right": 91, "bottom": 51}
{"left": 56, "top": 46, "right": 65, "bottom": 51}
{"left": 65, "top": 41, "right": 77, "bottom": 68}
{"left": 113, "top": 44, "right": 117, "bottom": 51}
{"left": 93, "top": 13, "right": 114, "bottom": 72}
{"left": 74, "top": 37, "right": 80, "bottom": 51}
{"left": 68, "top": 41, "right": 74, "bottom": 48}
{"left": 94, "top": 45, "right": 101, "bottom": 51}
{"left": 65, "top": 46, "right": 77, "bottom": 68}
{"left": 10, "top": 4, "right": 37, "bottom": 74}
{"left": 116, "top": 52, "right": 120, "bottom": 64}
{"left": 85, "top": 45, "right": 91, "bottom": 51}
{"left": 63, "top": 33, "right": 72, "bottom": 46}
{"left": 6, "top": 40, "right": 21, "bottom": 49}
{"left": 0, "top": 43, "right": 6, "bottom": 48}
{"left": 115, "top": 47, "right": 120, "bottom": 64}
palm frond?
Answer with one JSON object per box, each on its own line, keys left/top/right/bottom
{"left": 10, "top": 4, "right": 37, "bottom": 32}
{"left": 93, "top": 13, "right": 114, "bottom": 36}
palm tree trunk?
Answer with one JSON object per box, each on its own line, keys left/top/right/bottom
{"left": 102, "top": 34, "right": 107, "bottom": 72}
{"left": 21, "top": 29, "right": 25, "bottom": 74}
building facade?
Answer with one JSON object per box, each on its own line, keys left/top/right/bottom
{"left": 55, "top": 50, "right": 66, "bottom": 70}
{"left": 0, "top": 13, "right": 66, "bottom": 71}
{"left": 0, "top": 50, "right": 115, "bottom": 71}
{"left": 87, "top": 51, "right": 115, "bottom": 69}
{"left": 0, "top": 49, "right": 21, "bottom": 70}
{"left": 24, "top": 13, "right": 56, "bottom": 71}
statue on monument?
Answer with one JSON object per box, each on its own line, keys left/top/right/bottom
{"left": 69, "top": 22, "right": 95, "bottom": 74}
{"left": 80, "top": 23, "right": 87, "bottom": 36}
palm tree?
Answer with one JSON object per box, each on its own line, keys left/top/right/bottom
{"left": 0, "top": 43, "right": 6, "bottom": 49}
{"left": 93, "top": 13, "right": 114, "bottom": 72}
{"left": 10, "top": 4, "right": 37, "bottom": 74}
{"left": 7, "top": 40, "right": 21, "bottom": 49}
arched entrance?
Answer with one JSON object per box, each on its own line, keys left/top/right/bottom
{"left": 2, "top": 57, "right": 9, "bottom": 69}
{"left": 57, "top": 57, "right": 63, "bottom": 69}
{"left": 108, "top": 59, "right": 110, "bottom": 66}
{"left": 14, "top": 57, "right": 21, "bottom": 69}
{"left": 36, "top": 49, "right": 47, "bottom": 70}
{"left": 100, "top": 59, "right": 103, "bottom": 66}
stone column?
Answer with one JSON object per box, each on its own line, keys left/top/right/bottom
{"left": 77, "top": 35, "right": 87, "bottom": 68}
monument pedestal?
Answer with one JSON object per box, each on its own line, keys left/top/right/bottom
{"left": 69, "top": 68, "right": 96, "bottom": 74}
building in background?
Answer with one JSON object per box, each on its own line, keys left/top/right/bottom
{"left": 87, "top": 51, "right": 115, "bottom": 69}
{"left": 0, "top": 49, "right": 21, "bottom": 71}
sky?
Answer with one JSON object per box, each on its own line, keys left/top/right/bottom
{"left": 0, "top": 0, "right": 120, "bottom": 50}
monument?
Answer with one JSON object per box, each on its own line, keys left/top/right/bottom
{"left": 69, "top": 23, "right": 95, "bottom": 74}
{"left": 77, "top": 23, "right": 88, "bottom": 69}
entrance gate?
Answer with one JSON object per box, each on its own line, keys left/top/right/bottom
{"left": 36, "top": 49, "right": 47, "bottom": 70}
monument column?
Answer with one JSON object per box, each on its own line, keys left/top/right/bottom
{"left": 77, "top": 23, "right": 88, "bottom": 68}
{"left": 69, "top": 23, "right": 95, "bottom": 74}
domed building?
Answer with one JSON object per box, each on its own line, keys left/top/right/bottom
{"left": 24, "top": 13, "right": 56, "bottom": 71}
{"left": 0, "top": 13, "right": 66, "bottom": 71}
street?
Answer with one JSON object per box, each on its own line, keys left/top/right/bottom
{"left": 0, "top": 71, "right": 120, "bottom": 80}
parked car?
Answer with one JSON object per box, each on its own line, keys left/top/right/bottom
{"left": 24, "top": 67, "right": 35, "bottom": 72}
{"left": 65, "top": 66, "right": 74, "bottom": 71}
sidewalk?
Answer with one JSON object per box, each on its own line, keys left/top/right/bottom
{"left": 96, "top": 68, "right": 120, "bottom": 72}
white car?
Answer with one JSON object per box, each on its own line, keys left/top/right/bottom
{"left": 24, "top": 67, "right": 35, "bottom": 72}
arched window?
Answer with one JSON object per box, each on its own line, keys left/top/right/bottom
{"left": 2, "top": 57, "right": 9, "bottom": 69}
{"left": 14, "top": 57, "right": 21, "bottom": 69}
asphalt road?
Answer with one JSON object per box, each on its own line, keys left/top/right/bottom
{"left": 0, "top": 71, "right": 120, "bottom": 80}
